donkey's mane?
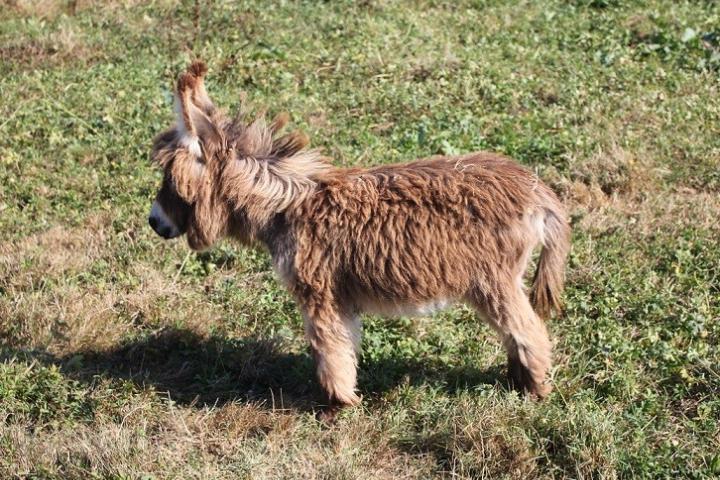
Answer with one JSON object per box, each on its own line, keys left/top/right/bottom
{"left": 221, "top": 110, "right": 332, "bottom": 227}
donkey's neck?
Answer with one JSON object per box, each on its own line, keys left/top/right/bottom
{"left": 255, "top": 212, "right": 297, "bottom": 287}
{"left": 222, "top": 152, "right": 330, "bottom": 227}
{"left": 256, "top": 212, "right": 290, "bottom": 251}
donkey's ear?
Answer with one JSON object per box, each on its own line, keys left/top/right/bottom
{"left": 187, "top": 60, "right": 216, "bottom": 115}
{"left": 175, "top": 70, "right": 220, "bottom": 158}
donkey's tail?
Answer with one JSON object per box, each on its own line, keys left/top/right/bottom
{"left": 530, "top": 207, "right": 571, "bottom": 320}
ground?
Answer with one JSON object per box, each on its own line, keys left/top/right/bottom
{"left": 1, "top": 0, "right": 719, "bottom": 478}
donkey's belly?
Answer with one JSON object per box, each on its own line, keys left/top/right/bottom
{"left": 356, "top": 296, "right": 455, "bottom": 317}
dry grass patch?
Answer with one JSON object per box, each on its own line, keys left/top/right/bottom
{"left": 0, "top": 265, "right": 226, "bottom": 356}
{"left": 546, "top": 145, "right": 719, "bottom": 237}
{"left": 1, "top": 0, "right": 167, "bottom": 19}
{"left": 0, "top": 214, "right": 109, "bottom": 284}
{"left": 567, "top": 185, "right": 720, "bottom": 238}
{"left": 0, "top": 21, "right": 96, "bottom": 70}
{"left": 0, "top": 216, "right": 227, "bottom": 355}
{"left": 0, "top": 285, "right": 125, "bottom": 354}
{"left": 0, "top": 215, "right": 116, "bottom": 350}
{"left": 0, "top": 401, "right": 434, "bottom": 479}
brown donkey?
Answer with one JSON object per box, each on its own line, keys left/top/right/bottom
{"left": 148, "top": 62, "right": 571, "bottom": 419}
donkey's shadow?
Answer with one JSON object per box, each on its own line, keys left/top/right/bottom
{"left": 10, "top": 327, "right": 507, "bottom": 411}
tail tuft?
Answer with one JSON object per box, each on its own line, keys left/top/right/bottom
{"left": 531, "top": 210, "right": 571, "bottom": 320}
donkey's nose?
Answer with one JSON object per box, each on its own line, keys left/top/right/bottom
{"left": 149, "top": 201, "right": 181, "bottom": 239}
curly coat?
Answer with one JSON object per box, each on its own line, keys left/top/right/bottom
{"left": 148, "top": 62, "right": 571, "bottom": 414}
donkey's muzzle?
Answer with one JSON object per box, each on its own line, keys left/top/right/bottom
{"left": 148, "top": 216, "right": 173, "bottom": 239}
{"left": 148, "top": 201, "right": 182, "bottom": 239}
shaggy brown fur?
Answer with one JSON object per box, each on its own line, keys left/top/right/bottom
{"left": 148, "top": 62, "right": 571, "bottom": 418}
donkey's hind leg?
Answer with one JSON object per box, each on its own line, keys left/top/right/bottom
{"left": 467, "top": 285, "right": 553, "bottom": 398}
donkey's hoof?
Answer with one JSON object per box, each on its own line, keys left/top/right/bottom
{"left": 316, "top": 404, "right": 344, "bottom": 425}
{"left": 527, "top": 380, "right": 552, "bottom": 399}
{"left": 508, "top": 358, "right": 551, "bottom": 399}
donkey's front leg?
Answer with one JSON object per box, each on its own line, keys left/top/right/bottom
{"left": 302, "top": 298, "right": 361, "bottom": 421}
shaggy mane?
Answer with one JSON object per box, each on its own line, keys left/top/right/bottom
{"left": 221, "top": 110, "right": 332, "bottom": 227}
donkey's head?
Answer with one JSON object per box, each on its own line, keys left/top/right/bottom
{"left": 149, "top": 61, "right": 329, "bottom": 251}
{"left": 148, "top": 61, "right": 230, "bottom": 250}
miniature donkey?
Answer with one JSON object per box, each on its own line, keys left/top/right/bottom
{"left": 148, "top": 62, "right": 571, "bottom": 419}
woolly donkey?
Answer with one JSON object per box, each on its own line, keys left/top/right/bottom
{"left": 148, "top": 62, "right": 571, "bottom": 419}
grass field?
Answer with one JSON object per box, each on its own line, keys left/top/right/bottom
{"left": 1, "top": 0, "right": 719, "bottom": 478}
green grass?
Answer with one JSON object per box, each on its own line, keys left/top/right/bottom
{"left": 1, "top": 0, "right": 719, "bottom": 478}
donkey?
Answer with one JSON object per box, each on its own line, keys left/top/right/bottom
{"left": 148, "top": 61, "right": 571, "bottom": 420}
